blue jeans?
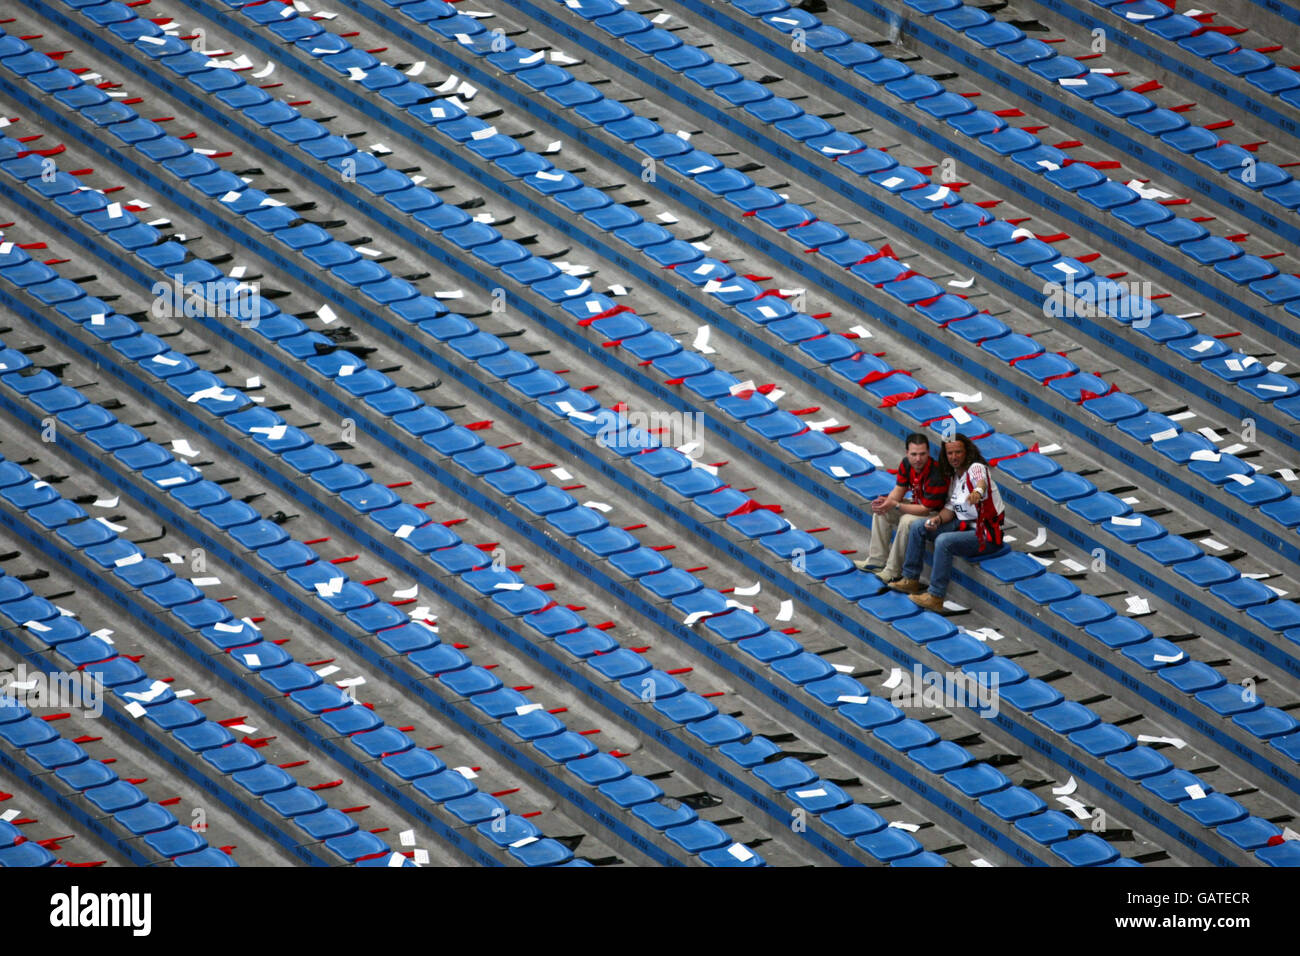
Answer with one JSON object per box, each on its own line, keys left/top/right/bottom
{"left": 901, "top": 518, "right": 983, "bottom": 598}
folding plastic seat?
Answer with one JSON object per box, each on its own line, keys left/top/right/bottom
{"left": 0, "top": 717, "right": 46, "bottom": 754}
{"left": 682, "top": 710, "right": 748, "bottom": 747}
{"left": 1162, "top": 333, "right": 1228, "bottom": 366}
{"left": 977, "top": 786, "right": 1045, "bottom": 822}
{"left": 1181, "top": 793, "right": 1248, "bottom": 827}
{"left": 905, "top": 739, "right": 971, "bottom": 775}
{"left": 1213, "top": 48, "right": 1272, "bottom": 76}
{"left": 866, "top": 715, "right": 938, "bottom": 754}
{"left": 169, "top": 598, "right": 226, "bottom": 630}
{"left": 1013, "top": 809, "right": 1082, "bottom": 845}
{"left": 254, "top": 785, "right": 327, "bottom": 825}
{"left": 726, "top": 0, "right": 785, "bottom": 14}
{"left": 1118, "top": 636, "right": 1187, "bottom": 672}
{"left": 55, "top": 757, "right": 118, "bottom": 793}
{"left": 1196, "top": 354, "right": 1265, "bottom": 389}
{"left": 1070, "top": 723, "right": 1136, "bottom": 758}
{"left": 1198, "top": 145, "right": 1259, "bottom": 179}
{"left": 1049, "top": 159, "right": 1111, "bottom": 192}
{"left": 870, "top": 166, "right": 931, "bottom": 193}
{"left": 809, "top": 662, "right": 872, "bottom": 701}
{"left": 1151, "top": 656, "right": 1223, "bottom": 696}
{"left": 975, "top": 551, "right": 1042, "bottom": 584}
{"left": 0, "top": 47, "right": 56, "bottom": 82}
{"left": 925, "top": 1, "right": 987, "bottom": 26}
{"left": 1217, "top": 817, "right": 1284, "bottom": 852}
{"left": 1155, "top": 120, "right": 1218, "bottom": 155}
{"left": 1051, "top": 833, "right": 1118, "bottom": 866}
{"left": 967, "top": 17, "right": 1026, "bottom": 46}
{"left": 306, "top": 462, "right": 368, "bottom": 495}
{"left": 439, "top": 793, "right": 508, "bottom": 829}
{"left": 346, "top": 600, "right": 408, "bottom": 633}
{"left": 490, "top": 584, "right": 551, "bottom": 618}
{"left": 975, "top": 127, "right": 1037, "bottom": 163}
{"left": 775, "top": 430, "right": 839, "bottom": 466}
{"left": 806, "top": 447, "right": 870, "bottom": 483}
{"left": 587, "top": 6, "right": 654, "bottom": 37}
{"left": 561, "top": 752, "right": 629, "bottom": 789}
{"left": 22, "top": 737, "right": 86, "bottom": 775}
{"left": 316, "top": 699, "right": 380, "bottom": 735}
{"left": 693, "top": 601, "right": 767, "bottom": 642}
{"left": 928, "top": 634, "right": 994, "bottom": 671}
{"left": 782, "top": 778, "right": 852, "bottom": 816}
{"left": 24, "top": 380, "right": 88, "bottom": 418}
{"left": 847, "top": 577, "right": 920, "bottom": 620}
{"left": 1272, "top": 732, "right": 1300, "bottom": 762}
{"left": 729, "top": 630, "right": 799, "bottom": 667}
{"left": 948, "top": 315, "right": 1010, "bottom": 350}
{"left": 852, "top": 826, "right": 922, "bottom": 863}
{"left": 1222, "top": 476, "right": 1284, "bottom": 512}
{"left": 1019, "top": 45, "right": 1085, "bottom": 80}
{"left": 1065, "top": 490, "right": 1134, "bottom": 525}
{"left": 713, "top": 79, "right": 773, "bottom": 109}
{"left": 140, "top": 575, "right": 202, "bottom": 610}
{"left": 1195, "top": 684, "right": 1261, "bottom": 718}
{"left": 1102, "top": 187, "right": 1170, "bottom": 231}
{"left": 1102, "top": 744, "right": 1171, "bottom": 782}
{"left": 0, "top": 475, "right": 61, "bottom": 512}
{"left": 1239, "top": 373, "right": 1300, "bottom": 403}
{"left": 887, "top": 275, "right": 949, "bottom": 306}
{"left": 1109, "top": 413, "right": 1172, "bottom": 451}
{"left": 661, "top": 819, "right": 730, "bottom": 854}
{"left": 147, "top": 698, "right": 210, "bottom": 735}
{"left": 1247, "top": 61, "right": 1300, "bottom": 95}
{"left": 232, "top": 642, "right": 293, "bottom": 673}
{"left": 1021, "top": 471, "right": 1090, "bottom": 507}
{"left": 1234, "top": 707, "right": 1299, "bottom": 741}
{"left": 583, "top": 646, "right": 650, "bottom": 682}
{"left": 723, "top": 508, "right": 789, "bottom": 543}
{"left": 0, "top": 839, "right": 56, "bottom": 867}
{"left": 319, "top": 829, "right": 390, "bottom": 864}
{"left": 84, "top": 779, "right": 151, "bottom": 815}
{"left": 1209, "top": 576, "right": 1277, "bottom": 612}
{"left": 1083, "top": 85, "right": 1150, "bottom": 124}
{"left": 1050, "top": 595, "right": 1116, "bottom": 631}
{"left": 771, "top": 651, "right": 842, "bottom": 687}
{"left": 999, "top": 678, "right": 1063, "bottom": 714}
{"left": 1014, "top": 353, "right": 1078, "bottom": 386}
{"left": 1244, "top": 598, "right": 1300, "bottom": 634}
{"left": 166, "top": 715, "right": 234, "bottom": 754}
{"left": 880, "top": 75, "right": 942, "bottom": 106}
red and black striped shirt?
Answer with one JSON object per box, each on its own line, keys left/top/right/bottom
{"left": 895, "top": 458, "right": 950, "bottom": 511}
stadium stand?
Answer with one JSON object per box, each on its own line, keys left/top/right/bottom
{"left": 0, "top": 0, "right": 1297, "bottom": 869}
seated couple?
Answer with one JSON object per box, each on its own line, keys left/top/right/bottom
{"left": 855, "top": 433, "right": 1005, "bottom": 612}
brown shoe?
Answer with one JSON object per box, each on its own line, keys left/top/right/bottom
{"left": 888, "top": 578, "right": 923, "bottom": 594}
{"left": 911, "top": 592, "right": 946, "bottom": 612}
{"left": 877, "top": 571, "right": 900, "bottom": 585}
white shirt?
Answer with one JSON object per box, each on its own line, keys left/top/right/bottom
{"left": 948, "top": 462, "right": 993, "bottom": 522}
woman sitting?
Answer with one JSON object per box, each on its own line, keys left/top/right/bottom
{"left": 889, "top": 434, "right": 1005, "bottom": 612}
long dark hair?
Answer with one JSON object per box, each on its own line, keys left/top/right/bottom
{"left": 937, "top": 433, "right": 987, "bottom": 482}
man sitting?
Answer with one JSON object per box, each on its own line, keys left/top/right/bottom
{"left": 854, "top": 433, "right": 950, "bottom": 584}
{"left": 890, "top": 434, "right": 1006, "bottom": 611}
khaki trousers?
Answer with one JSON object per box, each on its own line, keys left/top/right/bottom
{"left": 867, "top": 510, "right": 928, "bottom": 577}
